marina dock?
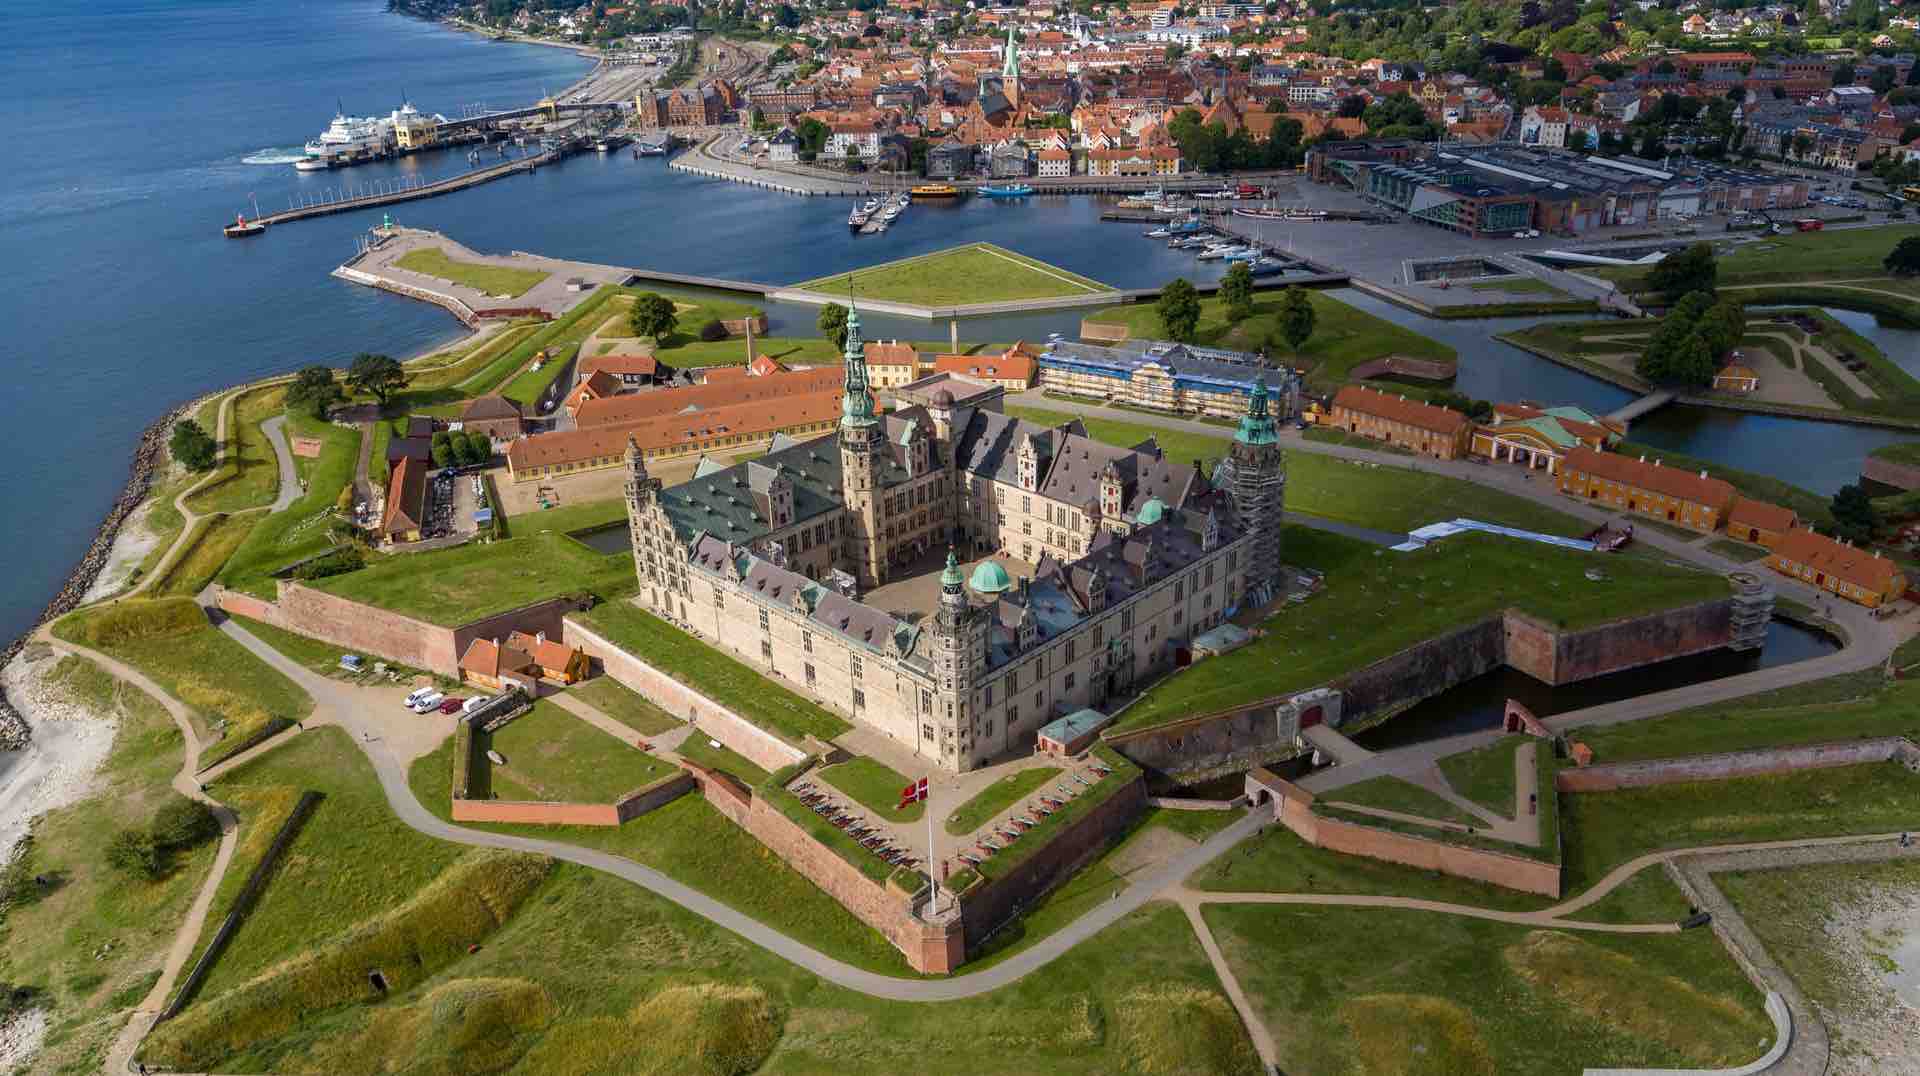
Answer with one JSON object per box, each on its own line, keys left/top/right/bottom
{"left": 226, "top": 145, "right": 570, "bottom": 234}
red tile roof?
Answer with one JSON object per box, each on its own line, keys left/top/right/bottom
{"left": 1564, "top": 446, "right": 1737, "bottom": 508}
{"left": 1728, "top": 496, "right": 1796, "bottom": 534}
{"left": 507, "top": 392, "right": 843, "bottom": 473}
{"left": 572, "top": 367, "right": 843, "bottom": 429}
{"left": 932, "top": 350, "right": 1037, "bottom": 384}
{"left": 1332, "top": 385, "right": 1470, "bottom": 436}
{"left": 580, "top": 353, "right": 659, "bottom": 378}
{"left": 1772, "top": 528, "right": 1905, "bottom": 594}
{"left": 381, "top": 455, "right": 426, "bottom": 538}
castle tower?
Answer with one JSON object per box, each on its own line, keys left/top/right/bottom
{"left": 931, "top": 549, "right": 986, "bottom": 768}
{"left": 1219, "top": 378, "right": 1286, "bottom": 604}
{"left": 1002, "top": 25, "right": 1021, "bottom": 110}
{"left": 624, "top": 435, "right": 667, "bottom": 610}
{"left": 838, "top": 304, "right": 888, "bottom": 586}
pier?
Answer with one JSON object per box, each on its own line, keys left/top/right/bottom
{"left": 226, "top": 144, "right": 585, "bottom": 234}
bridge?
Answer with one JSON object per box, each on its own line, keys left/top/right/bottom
{"left": 1607, "top": 389, "right": 1677, "bottom": 424}
{"left": 438, "top": 99, "right": 621, "bottom": 133}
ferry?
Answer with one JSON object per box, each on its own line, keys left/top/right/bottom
{"left": 980, "top": 184, "right": 1033, "bottom": 198}
{"left": 910, "top": 184, "right": 960, "bottom": 200}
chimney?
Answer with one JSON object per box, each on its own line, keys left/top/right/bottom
{"left": 1699, "top": 469, "right": 1708, "bottom": 479}
{"left": 744, "top": 317, "right": 755, "bottom": 365}
{"left": 1639, "top": 454, "right": 1647, "bottom": 463}
{"left": 951, "top": 318, "right": 960, "bottom": 352}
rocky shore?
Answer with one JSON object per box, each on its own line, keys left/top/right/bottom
{"left": 0, "top": 401, "right": 189, "bottom": 750}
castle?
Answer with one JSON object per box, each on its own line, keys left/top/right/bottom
{"left": 624, "top": 307, "right": 1286, "bottom": 772}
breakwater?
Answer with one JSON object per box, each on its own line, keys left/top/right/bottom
{"left": 0, "top": 400, "right": 193, "bottom": 748}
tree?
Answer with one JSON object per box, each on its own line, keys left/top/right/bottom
{"left": 1220, "top": 262, "right": 1255, "bottom": 323}
{"left": 629, "top": 292, "right": 678, "bottom": 340}
{"left": 464, "top": 431, "right": 492, "bottom": 465}
{"left": 818, "top": 302, "right": 851, "bottom": 350}
{"left": 1336, "top": 94, "right": 1367, "bottom": 118}
{"left": 150, "top": 797, "right": 219, "bottom": 852}
{"left": 1886, "top": 236, "right": 1920, "bottom": 276}
{"left": 1637, "top": 128, "right": 1666, "bottom": 160}
{"left": 1831, "top": 482, "right": 1879, "bottom": 543}
{"left": 431, "top": 430, "right": 454, "bottom": 469}
{"left": 1832, "top": 62, "right": 1855, "bottom": 86}
{"left": 286, "top": 364, "right": 344, "bottom": 420}
{"left": 1156, "top": 278, "right": 1202, "bottom": 343}
{"left": 1276, "top": 286, "right": 1316, "bottom": 353}
{"left": 344, "top": 353, "right": 407, "bottom": 407}
{"left": 451, "top": 432, "right": 481, "bottom": 467}
{"left": 1645, "top": 242, "right": 1717, "bottom": 301}
{"left": 106, "top": 830, "right": 163, "bottom": 880}
{"left": 169, "top": 419, "right": 217, "bottom": 471}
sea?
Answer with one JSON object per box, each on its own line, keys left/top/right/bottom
{"left": 4, "top": 0, "right": 1917, "bottom": 645}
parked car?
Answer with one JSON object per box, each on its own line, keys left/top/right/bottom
{"left": 438, "top": 697, "right": 466, "bottom": 714}
{"left": 410, "top": 691, "right": 445, "bottom": 714}
{"left": 404, "top": 686, "right": 435, "bottom": 710}
{"left": 463, "top": 696, "right": 489, "bottom": 715}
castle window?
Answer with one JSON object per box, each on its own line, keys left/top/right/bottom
{"left": 805, "top": 664, "right": 816, "bottom": 685}
{"left": 1065, "top": 673, "right": 1076, "bottom": 691}
{"left": 759, "top": 609, "right": 770, "bottom": 632}
{"left": 760, "top": 640, "right": 773, "bottom": 661}
{"left": 923, "top": 723, "right": 934, "bottom": 739}
{"left": 853, "top": 689, "right": 866, "bottom": 709}
{"left": 715, "top": 593, "right": 725, "bottom": 609}
{"left": 803, "top": 631, "right": 813, "bottom": 653}
{"left": 921, "top": 689, "right": 933, "bottom": 712}
{"left": 1067, "top": 640, "right": 1076, "bottom": 662}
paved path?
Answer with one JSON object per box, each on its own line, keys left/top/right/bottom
{"left": 1281, "top": 510, "right": 1404, "bottom": 547}
{"left": 260, "top": 414, "right": 300, "bottom": 512}
{"left": 125, "top": 389, "right": 238, "bottom": 600}
{"left": 39, "top": 629, "right": 240, "bottom": 1076}
{"left": 352, "top": 419, "right": 374, "bottom": 511}
{"left": 546, "top": 690, "right": 655, "bottom": 751}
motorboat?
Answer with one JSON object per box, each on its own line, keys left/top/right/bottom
{"left": 980, "top": 183, "right": 1034, "bottom": 197}
{"left": 1195, "top": 243, "right": 1240, "bottom": 260}
{"left": 1222, "top": 247, "right": 1262, "bottom": 261}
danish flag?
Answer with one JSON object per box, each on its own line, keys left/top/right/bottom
{"left": 898, "top": 777, "right": 929, "bottom": 810}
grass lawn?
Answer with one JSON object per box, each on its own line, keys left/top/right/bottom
{"left": 944, "top": 766, "right": 1062, "bottom": 835}
{"left": 185, "top": 387, "right": 287, "bottom": 515}
{"left": 52, "top": 599, "right": 314, "bottom": 768}
{"left": 1301, "top": 426, "right": 1413, "bottom": 454}
{"left": 574, "top": 601, "right": 851, "bottom": 742}
{"left": 218, "top": 409, "right": 360, "bottom": 598}
{"left": 152, "top": 511, "right": 260, "bottom": 597}
{"left": 1572, "top": 864, "right": 1696, "bottom": 925}
{"left": 793, "top": 243, "right": 1114, "bottom": 306}
{"left": 1084, "top": 289, "right": 1457, "bottom": 392}
{"left": 490, "top": 288, "right": 628, "bottom": 406}
{"left": 407, "top": 741, "right": 913, "bottom": 975}
{"left": 1569, "top": 669, "right": 1920, "bottom": 764}
{"left": 0, "top": 656, "right": 222, "bottom": 1075}
{"left": 1558, "top": 760, "right": 1920, "bottom": 895}
{"left": 1720, "top": 856, "right": 1920, "bottom": 1048}
{"left": 499, "top": 493, "right": 628, "bottom": 539}
{"left": 1709, "top": 225, "right": 1920, "bottom": 285}
{"left": 191, "top": 728, "right": 468, "bottom": 999}
{"left": 484, "top": 700, "right": 678, "bottom": 803}
{"left": 1436, "top": 734, "right": 1528, "bottom": 819}
{"left": 818, "top": 755, "right": 924, "bottom": 823}
{"left": 167, "top": 783, "right": 308, "bottom": 1006}
{"left": 569, "top": 677, "right": 682, "bottom": 736}
{"left": 1009, "top": 404, "right": 1589, "bottom": 536}
{"left": 310, "top": 532, "right": 633, "bottom": 627}
{"left": 129, "top": 469, "right": 197, "bottom": 590}
{"left": 1118, "top": 526, "right": 1729, "bottom": 731}
{"left": 1706, "top": 537, "right": 1769, "bottom": 562}
{"left": 393, "top": 246, "right": 550, "bottom": 298}
{"left": 1205, "top": 903, "right": 1770, "bottom": 1075}
{"left": 227, "top": 614, "right": 440, "bottom": 687}
{"left": 973, "top": 747, "right": 1139, "bottom": 882}
{"left": 1468, "top": 277, "right": 1568, "bottom": 297}
{"left": 1322, "top": 775, "right": 1481, "bottom": 827}
{"left": 671, "top": 733, "right": 770, "bottom": 786}
{"left": 405, "top": 323, "right": 541, "bottom": 392}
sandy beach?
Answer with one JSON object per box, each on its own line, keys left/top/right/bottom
{"left": 0, "top": 647, "right": 116, "bottom": 871}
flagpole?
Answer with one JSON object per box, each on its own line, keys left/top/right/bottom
{"left": 927, "top": 779, "right": 939, "bottom": 915}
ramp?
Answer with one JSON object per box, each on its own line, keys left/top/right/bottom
{"left": 1300, "top": 724, "right": 1374, "bottom": 767}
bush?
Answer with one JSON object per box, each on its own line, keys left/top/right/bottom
{"left": 151, "top": 796, "right": 221, "bottom": 852}
{"left": 171, "top": 419, "right": 218, "bottom": 471}
{"left": 106, "top": 829, "right": 164, "bottom": 880}
{"left": 464, "top": 430, "right": 492, "bottom": 465}
{"left": 293, "top": 546, "right": 366, "bottom": 581}
{"left": 698, "top": 319, "right": 728, "bottom": 342}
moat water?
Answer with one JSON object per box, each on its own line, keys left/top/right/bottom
{"left": 5, "top": 0, "right": 1916, "bottom": 643}
{"left": 1353, "top": 618, "right": 1840, "bottom": 751}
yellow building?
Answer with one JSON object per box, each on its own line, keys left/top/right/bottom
{"left": 1557, "top": 446, "right": 1736, "bottom": 535}
{"left": 1767, "top": 528, "right": 1907, "bottom": 608}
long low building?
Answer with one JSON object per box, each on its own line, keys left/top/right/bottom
{"left": 1556, "top": 446, "right": 1735, "bottom": 535}
{"left": 1037, "top": 338, "right": 1300, "bottom": 422}
{"left": 504, "top": 392, "right": 844, "bottom": 483}
{"left": 572, "top": 367, "right": 845, "bottom": 430}
{"left": 1328, "top": 385, "right": 1472, "bottom": 459}
{"left": 1767, "top": 527, "right": 1907, "bottom": 608}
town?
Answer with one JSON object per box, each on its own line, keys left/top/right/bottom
{"left": 5, "top": 1, "right": 1920, "bottom": 1075}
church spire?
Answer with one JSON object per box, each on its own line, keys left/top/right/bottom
{"left": 1002, "top": 25, "right": 1020, "bottom": 79}
{"left": 1234, "top": 377, "right": 1279, "bottom": 446}
{"left": 840, "top": 298, "right": 877, "bottom": 430}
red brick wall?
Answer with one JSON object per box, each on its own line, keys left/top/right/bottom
{"left": 218, "top": 584, "right": 583, "bottom": 679}
{"left": 1260, "top": 775, "right": 1561, "bottom": 897}
{"left": 564, "top": 615, "right": 809, "bottom": 773}
{"left": 1505, "top": 600, "right": 1732, "bottom": 685}
{"left": 957, "top": 775, "right": 1148, "bottom": 952}
{"left": 1556, "top": 737, "right": 1919, "bottom": 792}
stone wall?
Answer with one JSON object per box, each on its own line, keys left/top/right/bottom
{"left": 1079, "top": 318, "right": 1130, "bottom": 343}
{"left": 562, "top": 615, "right": 809, "bottom": 773}
{"left": 1557, "top": 737, "right": 1920, "bottom": 793}
{"left": 957, "top": 774, "right": 1148, "bottom": 953}
{"left": 1340, "top": 617, "right": 1507, "bottom": 724}
{"left": 1863, "top": 455, "right": 1920, "bottom": 494}
{"left": 717, "top": 314, "right": 770, "bottom": 338}
{"left": 1506, "top": 599, "right": 1732, "bottom": 685}
{"left": 217, "top": 583, "right": 582, "bottom": 679}
{"left": 1255, "top": 773, "right": 1561, "bottom": 897}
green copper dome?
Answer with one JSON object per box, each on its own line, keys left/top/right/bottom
{"left": 1136, "top": 497, "right": 1166, "bottom": 525}
{"left": 941, "top": 549, "right": 965, "bottom": 587}
{"left": 968, "top": 559, "right": 1012, "bottom": 594}
{"left": 1235, "top": 377, "right": 1279, "bottom": 446}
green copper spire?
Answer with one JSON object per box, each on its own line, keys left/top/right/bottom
{"left": 840, "top": 301, "right": 878, "bottom": 429}
{"left": 942, "top": 548, "right": 964, "bottom": 587}
{"left": 1235, "top": 377, "right": 1279, "bottom": 446}
{"left": 1003, "top": 25, "right": 1019, "bottom": 79}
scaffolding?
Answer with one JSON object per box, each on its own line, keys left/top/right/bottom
{"left": 1726, "top": 569, "right": 1774, "bottom": 652}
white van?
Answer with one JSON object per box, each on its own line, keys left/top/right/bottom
{"left": 411, "top": 691, "right": 445, "bottom": 714}
{"left": 462, "top": 696, "right": 488, "bottom": 715}
{"left": 404, "top": 687, "right": 434, "bottom": 710}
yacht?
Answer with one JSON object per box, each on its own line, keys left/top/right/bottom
{"left": 1195, "top": 242, "right": 1240, "bottom": 260}
{"left": 1222, "top": 247, "right": 1261, "bottom": 261}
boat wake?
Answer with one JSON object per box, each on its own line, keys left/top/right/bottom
{"left": 242, "top": 148, "right": 307, "bottom": 165}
